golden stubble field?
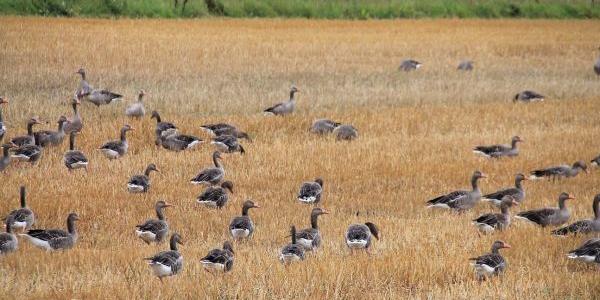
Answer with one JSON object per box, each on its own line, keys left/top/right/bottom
{"left": 1, "top": 17, "right": 600, "bottom": 299}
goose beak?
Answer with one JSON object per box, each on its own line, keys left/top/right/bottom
{"left": 253, "top": 203, "right": 261, "bottom": 208}
{"left": 480, "top": 174, "right": 488, "bottom": 179}
{"left": 512, "top": 200, "right": 519, "bottom": 206}
{"left": 503, "top": 243, "right": 511, "bottom": 249}
{"left": 568, "top": 195, "right": 576, "bottom": 200}
{"left": 164, "top": 203, "right": 175, "bottom": 207}
{"left": 154, "top": 168, "right": 161, "bottom": 173}
{"left": 321, "top": 209, "right": 330, "bottom": 214}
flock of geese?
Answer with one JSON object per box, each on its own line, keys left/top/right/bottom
{"left": 1, "top": 54, "right": 599, "bottom": 283}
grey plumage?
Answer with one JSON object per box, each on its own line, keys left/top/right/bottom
{"left": 297, "top": 178, "right": 324, "bottom": 204}
{"left": 552, "top": 194, "right": 600, "bottom": 236}
{"left": 75, "top": 68, "right": 122, "bottom": 106}
{"left": 211, "top": 135, "right": 245, "bottom": 154}
{"left": 296, "top": 208, "right": 328, "bottom": 251}
{"left": 99, "top": 125, "right": 133, "bottom": 159}
{"left": 594, "top": 49, "right": 600, "bottom": 76}
{"left": 127, "top": 163, "right": 159, "bottom": 193}
{"left": 399, "top": 59, "right": 422, "bottom": 71}
{"left": 473, "top": 136, "right": 523, "bottom": 158}
{"left": 0, "top": 215, "right": 18, "bottom": 255}
{"left": 345, "top": 222, "right": 380, "bottom": 250}
{"left": 190, "top": 151, "right": 225, "bottom": 185}
{"left": 264, "top": 85, "right": 299, "bottom": 116}
{"left": 0, "top": 143, "right": 15, "bottom": 172}
{"left": 135, "top": 200, "right": 173, "bottom": 245}
{"left": 11, "top": 117, "right": 42, "bottom": 147}
{"left": 201, "top": 123, "right": 251, "bottom": 141}
{"left": 229, "top": 200, "right": 260, "bottom": 240}
{"left": 470, "top": 240, "right": 510, "bottom": 281}
{"left": 145, "top": 233, "right": 184, "bottom": 280}
{"left": 333, "top": 124, "right": 358, "bottom": 141}
{"left": 196, "top": 181, "right": 234, "bottom": 209}
{"left": 5, "top": 186, "right": 35, "bottom": 231}
{"left": 151, "top": 111, "right": 177, "bottom": 146}
{"left": 567, "top": 238, "right": 600, "bottom": 263}
{"left": 11, "top": 144, "right": 42, "bottom": 163}
{"left": 0, "top": 97, "right": 8, "bottom": 142}
{"left": 280, "top": 225, "right": 305, "bottom": 264}
{"left": 200, "top": 241, "right": 234, "bottom": 273}
{"left": 159, "top": 128, "right": 202, "bottom": 151}
{"left": 64, "top": 132, "right": 88, "bottom": 170}
{"left": 64, "top": 96, "right": 83, "bottom": 134}
{"left": 125, "top": 90, "right": 146, "bottom": 118}
{"left": 457, "top": 60, "right": 474, "bottom": 71}
{"left": 514, "top": 90, "right": 544, "bottom": 103}
{"left": 34, "top": 116, "right": 67, "bottom": 147}
{"left": 473, "top": 196, "right": 518, "bottom": 234}
{"left": 530, "top": 161, "right": 587, "bottom": 181}
{"left": 426, "top": 171, "right": 487, "bottom": 212}
{"left": 482, "top": 173, "right": 528, "bottom": 206}
{"left": 20, "top": 212, "right": 79, "bottom": 251}
{"left": 516, "top": 192, "right": 574, "bottom": 227}
{"left": 310, "top": 119, "right": 340, "bottom": 135}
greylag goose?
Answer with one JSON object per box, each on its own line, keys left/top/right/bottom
{"left": 159, "top": 128, "right": 202, "bottom": 151}
{"left": 5, "top": 186, "right": 35, "bottom": 231}
{"left": 196, "top": 181, "right": 234, "bottom": 209}
{"left": 229, "top": 200, "right": 260, "bottom": 240}
{"left": 515, "top": 192, "right": 574, "bottom": 227}
{"left": 64, "top": 96, "right": 82, "bottom": 134}
{"left": 296, "top": 207, "right": 328, "bottom": 251}
{"left": 201, "top": 123, "right": 251, "bottom": 141}
{"left": 482, "top": 173, "right": 528, "bottom": 206}
{"left": 399, "top": 59, "right": 422, "bottom": 71}
{"left": 297, "top": 178, "right": 323, "bottom": 204}
{"left": 34, "top": 116, "right": 67, "bottom": 147}
{"left": 469, "top": 240, "right": 510, "bottom": 281}
{"left": 128, "top": 163, "right": 160, "bottom": 193}
{"left": 20, "top": 212, "right": 79, "bottom": 251}
{"left": 0, "top": 215, "right": 18, "bottom": 255}
{"left": 125, "top": 90, "right": 146, "bottom": 119}
{"left": 473, "top": 196, "right": 519, "bottom": 234}
{"left": 64, "top": 132, "right": 88, "bottom": 170}
{"left": 473, "top": 136, "right": 523, "bottom": 158}
{"left": 310, "top": 119, "right": 340, "bottom": 135}
{"left": 151, "top": 111, "right": 177, "bottom": 146}
{"left": 333, "top": 124, "right": 358, "bottom": 141}
{"left": 98, "top": 124, "right": 134, "bottom": 159}
{"left": 552, "top": 194, "right": 600, "bottom": 236}
{"left": 200, "top": 241, "right": 234, "bottom": 273}
{"left": 211, "top": 135, "right": 245, "bottom": 154}
{"left": 190, "top": 151, "right": 225, "bottom": 185}
{"left": 529, "top": 161, "right": 587, "bottom": 181}
{"left": 591, "top": 155, "right": 600, "bottom": 167}
{"left": 145, "top": 233, "right": 184, "bottom": 281}
{"left": 345, "top": 222, "right": 380, "bottom": 251}
{"left": 135, "top": 200, "right": 173, "bottom": 245}
{"left": 280, "top": 226, "right": 305, "bottom": 264}
{"left": 426, "top": 171, "right": 487, "bottom": 212}
{"left": 11, "top": 117, "right": 42, "bottom": 147}
{"left": 0, "top": 97, "right": 7, "bottom": 141}
{"left": 514, "top": 90, "right": 544, "bottom": 103}
{"left": 457, "top": 60, "right": 474, "bottom": 71}
{"left": 263, "top": 85, "right": 299, "bottom": 116}
{"left": 0, "top": 143, "right": 15, "bottom": 172}
{"left": 75, "top": 68, "right": 122, "bottom": 106}
{"left": 567, "top": 238, "right": 600, "bottom": 263}
{"left": 11, "top": 144, "right": 42, "bottom": 163}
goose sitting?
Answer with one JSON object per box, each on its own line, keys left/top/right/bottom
{"left": 11, "top": 144, "right": 42, "bottom": 164}
{"left": 127, "top": 163, "right": 160, "bottom": 193}
{"left": 34, "top": 116, "right": 67, "bottom": 147}
{"left": 296, "top": 208, "right": 328, "bottom": 251}
{"left": 567, "top": 238, "right": 600, "bottom": 263}
{"left": 473, "top": 136, "right": 523, "bottom": 158}
{"left": 196, "top": 181, "right": 234, "bottom": 209}
{"left": 75, "top": 68, "right": 122, "bottom": 106}
{"left": 64, "top": 132, "right": 88, "bottom": 170}
{"left": 310, "top": 119, "right": 340, "bottom": 135}
{"left": 190, "top": 151, "right": 225, "bottom": 185}
{"left": 297, "top": 178, "right": 324, "bottom": 204}
{"left": 0, "top": 97, "right": 8, "bottom": 141}
{"left": 135, "top": 200, "right": 173, "bottom": 245}
{"left": 529, "top": 161, "right": 587, "bottom": 181}
{"left": 5, "top": 186, "right": 35, "bottom": 231}
{"left": 457, "top": 60, "right": 474, "bottom": 71}
{"left": 279, "top": 226, "right": 305, "bottom": 264}
{"left": 514, "top": 90, "right": 544, "bottom": 103}
{"left": 145, "top": 233, "right": 184, "bottom": 282}
{"left": 345, "top": 222, "right": 380, "bottom": 252}
{"left": 0, "top": 143, "right": 16, "bottom": 172}
{"left": 11, "top": 117, "right": 42, "bottom": 147}
{"left": 20, "top": 212, "right": 79, "bottom": 251}
{"left": 469, "top": 240, "right": 511, "bottom": 281}
{"left": 426, "top": 171, "right": 487, "bottom": 212}
{"left": 64, "top": 96, "right": 83, "bottom": 134}
{"left": 229, "top": 200, "right": 260, "bottom": 240}
{"left": 125, "top": 90, "right": 146, "bottom": 119}
{"left": 200, "top": 241, "right": 234, "bottom": 273}
{"left": 150, "top": 111, "right": 176, "bottom": 146}
{"left": 552, "top": 194, "right": 600, "bottom": 236}
{"left": 264, "top": 85, "right": 299, "bottom": 116}
{"left": 159, "top": 128, "right": 202, "bottom": 151}
{"left": 482, "top": 173, "right": 528, "bottom": 206}
{"left": 399, "top": 59, "right": 422, "bottom": 71}
{"left": 0, "top": 215, "right": 18, "bottom": 255}
{"left": 98, "top": 124, "right": 134, "bottom": 159}
{"left": 333, "top": 124, "right": 358, "bottom": 141}
{"left": 473, "top": 196, "right": 518, "bottom": 234}
{"left": 201, "top": 123, "right": 251, "bottom": 141}
{"left": 516, "top": 192, "right": 574, "bottom": 227}
{"left": 211, "top": 135, "right": 245, "bottom": 154}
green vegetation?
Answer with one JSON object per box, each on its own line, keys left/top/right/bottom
{"left": 0, "top": 0, "right": 598, "bottom": 19}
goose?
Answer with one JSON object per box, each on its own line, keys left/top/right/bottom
{"left": 399, "top": 59, "right": 422, "bottom": 71}
{"left": 151, "top": 111, "right": 177, "bottom": 146}
{"left": 211, "top": 135, "right": 245, "bottom": 154}
{"left": 457, "top": 60, "right": 474, "bottom": 71}
{"left": 529, "top": 161, "right": 587, "bottom": 181}
{"left": 0, "top": 143, "right": 16, "bottom": 172}
{"left": 159, "top": 128, "right": 202, "bottom": 151}
{"left": 515, "top": 192, "right": 574, "bottom": 227}
{"left": 473, "top": 136, "right": 523, "bottom": 158}
{"left": 201, "top": 123, "right": 252, "bottom": 141}
{"left": 482, "top": 173, "right": 528, "bottom": 206}
{"left": 345, "top": 222, "right": 380, "bottom": 251}
{"left": 567, "top": 238, "right": 600, "bottom": 263}
{"left": 200, "top": 241, "right": 234, "bottom": 273}
{"left": 34, "top": 116, "right": 67, "bottom": 147}
{"left": 229, "top": 200, "right": 260, "bottom": 240}
{"left": 279, "top": 226, "right": 305, "bottom": 264}
{"left": 190, "top": 151, "right": 225, "bottom": 185}
{"left": 75, "top": 68, "right": 122, "bottom": 106}
{"left": 426, "top": 171, "right": 487, "bottom": 212}
{"left": 11, "top": 117, "right": 42, "bottom": 147}
{"left": 196, "top": 181, "right": 234, "bottom": 209}
{"left": 591, "top": 154, "right": 600, "bottom": 167}
{"left": 297, "top": 178, "right": 324, "bottom": 204}
{"left": 469, "top": 240, "right": 510, "bottom": 281}
{"left": 0, "top": 97, "right": 8, "bottom": 141}
{"left": 473, "top": 196, "right": 519, "bottom": 234}
{"left": 594, "top": 48, "right": 600, "bottom": 76}
{"left": 125, "top": 90, "right": 146, "bottom": 119}
{"left": 98, "top": 124, "right": 134, "bottom": 159}
{"left": 552, "top": 194, "right": 600, "bottom": 236}
{"left": 64, "top": 96, "right": 83, "bottom": 134}
{"left": 296, "top": 207, "right": 328, "bottom": 251}
{"left": 263, "top": 85, "right": 299, "bottom": 116}
{"left": 135, "top": 200, "right": 174, "bottom": 245}
{"left": 64, "top": 132, "right": 88, "bottom": 170}
{"left": 11, "top": 144, "right": 42, "bottom": 163}
{"left": 0, "top": 215, "right": 18, "bottom": 255}
{"left": 310, "top": 119, "right": 340, "bottom": 135}
{"left": 514, "top": 90, "right": 544, "bottom": 103}
{"left": 333, "top": 124, "right": 358, "bottom": 141}
{"left": 128, "top": 163, "right": 160, "bottom": 193}
{"left": 5, "top": 186, "right": 35, "bottom": 231}
{"left": 20, "top": 212, "right": 79, "bottom": 251}
{"left": 145, "top": 233, "right": 184, "bottom": 281}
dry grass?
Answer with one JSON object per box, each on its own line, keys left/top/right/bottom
{"left": 1, "top": 17, "right": 600, "bottom": 299}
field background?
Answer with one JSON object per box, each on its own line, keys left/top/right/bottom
{"left": 1, "top": 17, "right": 600, "bottom": 298}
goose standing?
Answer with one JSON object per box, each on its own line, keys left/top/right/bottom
{"left": 457, "top": 60, "right": 474, "bottom": 71}
{"left": 297, "top": 178, "right": 324, "bottom": 204}
{"left": 20, "top": 212, "right": 79, "bottom": 251}
{"left": 196, "top": 181, "right": 234, "bottom": 209}
{"left": 529, "top": 161, "right": 587, "bottom": 181}
{"left": 280, "top": 226, "right": 305, "bottom": 264}
{"left": 345, "top": 222, "right": 380, "bottom": 252}
{"left": 296, "top": 208, "right": 328, "bottom": 251}
{"left": 125, "top": 90, "right": 146, "bottom": 119}
{"left": 473, "top": 196, "right": 519, "bottom": 234}
{"left": 473, "top": 136, "right": 523, "bottom": 158}
{"left": 426, "top": 171, "right": 487, "bottom": 212}
{"left": 310, "top": 119, "right": 340, "bottom": 135}
{"left": 516, "top": 192, "right": 574, "bottom": 227}
{"left": 482, "top": 173, "right": 528, "bottom": 206}
{"left": 127, "top": 163, "right": 160, "bottom": 193}
{"left": 64, "top": 132, "right": 88, "bottom": 170}
{"left": 552, "top": 194, "right": 600, "bottom": 236}
{"left": 333, "top": 124, "right": 358, "bottom": 141}
{"left": 514, "top": 90, "right": 544, "bottom": 102}
{"left": 0, "top": 215, "right": 18, "bottom": 255}
{"left": 75, "top": 68, "right": 122, "bottom": 106}
{"left": 0, "top": 97, "right": 8, "bottom": 141}
{"left": 98, "top": 124, "right": 134, "bottom": 159}
{"left": 11, "top": 117, "right": 42, "bottom": 147}
{"left": 64, "top": 96, "right": 83, "bottom": 134}
{"left": 11, "top": 144, "right": 42, "bottom": 163}
{"left": 159, "top": 128, "right": 202, "bottom": 151}
{"left": 200, "top": 241, "right": 234, "bottom": 273}
{"left": 151, "top": 111, "right": 177, "bottom": 146}
{"left": 34, "top": 116, "right": 67, "bottom": 147}
{"left": 190, "top": 151, "right": 225, "bottom": 185}
{"left": 0, "top": 143, "right": 15, "bottom": 172}
{"left": 135, "top": 200, "right": 174, "bottom": 245}
{"left": 399, "top": 59, "right": 422, "bottom": 71}
{"left": 469, "top": 240, "right": 511, "bottom": 281}
{"left": 229, "top": 200, "right": 260, "bottom": 240}
{"left": 5, "top": 186, "right": 35, "bottom": 231}
{"left": 567, "top": 238, "right": 600, "bottom": 263}
{"left": 211, "top": 135, "right": 245, "bottom": 154}
{"left": 263, "top": 85, "right": 299, "bottom": 116}
{"left": 145, "top": 233, "right": 184, "bottom": 281}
